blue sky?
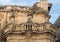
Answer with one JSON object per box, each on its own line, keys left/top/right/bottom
{"left": 0, "top": 0, "right": 60, "bottom": 24}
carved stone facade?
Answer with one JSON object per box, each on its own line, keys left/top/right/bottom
{"left": 0, "top": 0, "right": 57, "bottom": 42}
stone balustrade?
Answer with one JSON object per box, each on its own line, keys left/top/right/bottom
{"left": 3, "top": 22, "right": 57, "bottom": 36}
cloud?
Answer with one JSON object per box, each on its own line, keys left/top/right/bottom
{"left": 0, "top": 0, "right": 11, "bottom": 5}
{"left": 0, "top": 0, "right": 29, "bottom": 6}
{"left": 0, "top": 0, "right": 39, "bottom": 6}
{"left": 0, "top": 0, "right": 10, "bottom": 3}
{"left": 0, "top": 0, "right": 9, "bottom": 2}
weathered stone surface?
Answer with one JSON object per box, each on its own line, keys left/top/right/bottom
{"left": 0, "top": 0, "right": 57, "bottom": 42}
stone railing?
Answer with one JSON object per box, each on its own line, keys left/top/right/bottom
{"left": 3, "top": 22, "right": 57, "bottom": 36}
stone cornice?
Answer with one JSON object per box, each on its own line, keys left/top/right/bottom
{"left": 0, "top": 5, "right": 49, "bottom": 14}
